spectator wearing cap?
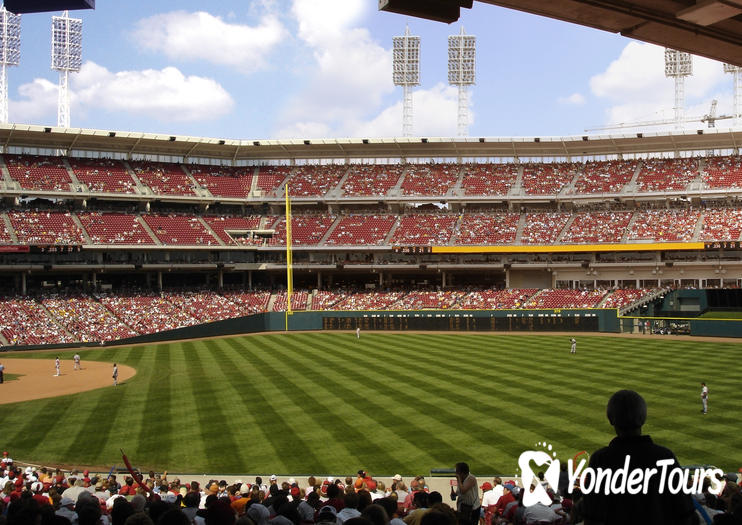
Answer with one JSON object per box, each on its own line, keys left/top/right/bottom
{"left": 1, "top": 452, "right": 11, "bottom": 468}
{"left": 492, "top": 484, "right": 515, "bottom": 521}
{"left": 317, "top": 505, "right": 340, "bottom": 525}
{"left": 231, "top": 483, "right": 252, "bottom": 514}
{"left": 56, "top": 496, "right": 78, "bottom": 523}
{"left": 30, "top": 481, "right": 50, "bottom": 507}
{"left": 481, "top": 478, "right": 503, "bottom": 509}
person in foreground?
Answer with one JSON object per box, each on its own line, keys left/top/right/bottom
{"left": 581, "top": 389, "right": 698, "bottom": 525}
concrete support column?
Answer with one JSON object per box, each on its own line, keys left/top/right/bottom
{"left": 248, "top": 270, "right": 253, "bottom": 291}
{"left": 157, "top": 271, "right": 163, "bottom": 292}
{"left": 317, "top": 272, "right": 322, "bottom": 290}
{"left": 218, "top": 269, "right": 223, "bottom": 289}
{"left": 442, "top": 271, "right": 447, "bottom": 288}
{"left": 21, "top": 273, "right": 26, "bottom": 295}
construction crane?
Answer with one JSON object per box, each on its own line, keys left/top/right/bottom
{"left": 585, "top": 100, "right": 733, "bottom": 132}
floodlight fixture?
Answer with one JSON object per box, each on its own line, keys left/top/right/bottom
{"left": 51, "top": 10, "right": 82, "bottom": 128}
{"left": 664, "top": 49, "right": 693, "bottom": 129}
{"left": 448, "top": 26, "right": 475, "bottom": 137}
{"left": 724, "top": 63, "right": 742, "bottom": 127}
{"left": 0, "top": 5, "right": 20, "bottom": 124}
{"left": 392, "top": 25, "right": 420, "bottom": 137}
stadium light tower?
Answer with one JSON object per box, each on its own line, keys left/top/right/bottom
{"left": 0, "top": 5, "right": 21, "bottom": 124}
{"left": 392, "top": 25, "right": 420, "bottom": 137}
{"left": 724, "top": 63, "right": 742, "bottom": 128}
{"left": 448, "top": 26, "right": 475, "bottom": 137}
{"left": 664, "top": 48, "right": 693, "bottom": 130}
{"left": 51, "top": 10, "right": 82, "bottom": 128}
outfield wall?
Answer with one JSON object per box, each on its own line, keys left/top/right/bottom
{"left": 105, "top": 309, "right": 617, "bottom": 346}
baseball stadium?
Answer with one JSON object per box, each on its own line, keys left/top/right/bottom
{"left": 1, "top": 1, "right": 742, "bottom": 524}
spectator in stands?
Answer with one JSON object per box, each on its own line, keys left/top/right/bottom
{"left": 581, "top": 389, "right": 697, "bottom": 525}
{"left": 450, "top": 463, "right": 479, "bottom": 525}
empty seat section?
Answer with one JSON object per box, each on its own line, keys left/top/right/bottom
{"left": 401, "top": 164, "right": 459, "bottom": 196}
{"left": 130, "top": 161, "right": 196, "bottom": 196}
{"left": 562, "top": 212, "right": 633, "bottom": 243}
{"left": 255, "top": 166, "right": 290, "bottom": 196}
{"left": 461, "top": 164, "right": 517, "bottom": 195}
{"left": 190, "top": 165, "right": 253, "bottom": 198}
{"left": 703, "top": 156, "right": 742, "bottom": 188}
{"left": 5, "top": 154, "right": 73, "bottom": 191}
{"left": 456, "top": 213, "right": 518, "bottom": 244}
{"left": 521, "top": 163, "right": 577, "bottom": 195}
{"left": 342, "top": 165, "right": 403, "bottom": 196}
{"left": 266, "top": 215, "right": 335, "bottom": 245}
{"left": 70, "top": 158, "right": 136, "bottom": 193}
{"left": 78, "top": 212, "right": 155, "bottom": 245}
{"left": 391, "top": 215, "right": 458, "bottom": 245}
{"left": 143, "top": 215, "right": 220, "bottom": 245}
{"left": 573, "top": 160, "right": 636, "bottom": 194}
{"left": 203, "top": 216, "right": 263, "bottom": 245}
{"left": 284, "top": 165, "right": 345, "bottom": 197}
{"left": 9, "top": 211, "right": 86, "bottom": 244}
{"left": 325, "top": 215, "right": 395, "bottom": 245}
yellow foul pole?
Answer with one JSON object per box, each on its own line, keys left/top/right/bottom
{"left": 285, "top": 183, "right": 293, "bottom": 331}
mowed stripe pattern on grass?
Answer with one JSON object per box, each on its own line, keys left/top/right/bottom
{"left": 0, "top": 332, "right": 739, "bottom": 474}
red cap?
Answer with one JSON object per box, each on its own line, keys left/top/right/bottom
{"left": 2, "top": 451, "right": 7, "bottom": 456}
{"left": 481, "top": 482, "right": 493, "bottom": 491}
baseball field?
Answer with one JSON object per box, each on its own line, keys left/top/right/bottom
{"left": 0, "top": 331, "right": 739, "bottom": 476}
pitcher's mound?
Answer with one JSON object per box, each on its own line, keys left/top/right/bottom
{"left": 0, "top": 359, "right": 136, "bottom": 405}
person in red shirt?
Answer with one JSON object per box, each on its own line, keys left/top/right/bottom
{"left": 118, "top": 477, "right": 137, "bottom": 496}
{"left": 492, "top": 484, "right": 516, "bottom": 520}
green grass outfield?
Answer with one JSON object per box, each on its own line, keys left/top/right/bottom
{"left": 1, "top": 332, "right": 740, "bottom": 475}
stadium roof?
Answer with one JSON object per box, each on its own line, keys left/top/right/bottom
{"left": 380, "top": 0, "right": 742, "bottom": 67}
{"left": 2, "top": 124, "right": 741, "bottom": 162}
{"left": 4, "top": 0, "right": 94, "bottom": 14}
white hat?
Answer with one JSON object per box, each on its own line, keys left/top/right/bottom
{"left": 392, "top": 474, "right": 402, "bottom": 482}
{"left": 106, "top": 494, "right": 124, "bottom": 510}
{"left": 288, "top": 477, "right": 296, "bottom": 485}
{"left": 326, "top": 477, "right": 334, "bottom": 482}
{"left": 24, "top": 466, "right": 33, "bottom": 474}
{"left": 270, "top": 474, "right": 277, "bottom": 481}
{"left": 240, "top": 483, "right": 250, "bottom": 495}
{"left": 31, "top": 481, "right": 43, "bottom": 493}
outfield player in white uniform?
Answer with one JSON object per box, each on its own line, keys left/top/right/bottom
{"left": 73, "top": 354, "right": 81, "bottom": 370}
{"left": 570, "top": 338, "right": 576, "bottom": 354}
{"left": 701, "top": 382, "right": 708, "bottom": 414}
{"left": 356, "top": 327, "right": 361, "bottom": 339}
{"left": 112, "top": 363, "right": 118, "bottom": 386}
{"left": 54, "top": 357, "right": 60, "bottom": 376}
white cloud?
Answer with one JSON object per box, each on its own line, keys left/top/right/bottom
{"left": 132, "top": 11, "right": 286, "bottom": 72}
{"left": 589, "top": 41, "right": 728, "bottom": 129}
{"left": 10, "top": 79, "right": 58, "bottom": 124}
{"left": 275, "top": 0, "right": 393, "bottom": 138}
{"left": 558, "top": 93, "right": 586, "bottom": 105}
{"left": 10, "top": 61, "right": 234, "bottom": 125}
{"left": 277, "top": 84, "right": 462, "bottom": 139}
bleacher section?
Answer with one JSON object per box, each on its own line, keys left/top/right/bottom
{"left": 627, "top": 209, "right": 700, "bottom": 242}
{"left": 78, "top": 212, "right": 155, "bottom": 245}
{"left": 522, "top": 163, "right": 577, "bottom": 195}
{"left": 562, "top": 212, "right": 633, "bottom": 244}
{"left": 573, "top": 160, "right": 636, "bottom": 194}
{"left": 142, "top": 215, "right": 220, "bottom": 245}
{"left": 401, "top": 164, "right": 459, "bottom": 196}
{"left": 130, "top": 161, "right": 196, "bottom": 196}
{"left": 460, "top": 164, "right": 517, "bottom": 196}
{"left": 189, "top": 166, "right": 253, "bottom": 198}
{"left": 203, "top": 216, "right": 263, "bottom": 245}
{"left": 325, "top": 215, "right": 395, "bottom": 246}
{"left": 342, "top": 165, "right": 404, "bottom": 197}
{"left": 636, "top": 158, "right": 698, "bottom": 192}
{"left": 455, "top": 213, "right": 519, "bottom": 244}
{"left": 69, "top": 158, "right": 137, "bottom": 194}
{"left": 266, "top": 215, "right": 336, "bottom": 246}
{"left": 286, "top": 165, "right": 346, "bottom": 197}
{"left": 5, "top": 154, "right": 73, "bottom": 192}
{"left": 9, "top": 211, "right": 86, "bottom": 245}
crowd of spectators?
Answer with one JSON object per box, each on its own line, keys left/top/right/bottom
{"left": 454, "top": 214, "right": 518, "bottom": 245}
{"left": 284, "top": 165, "right": 347, "bottom": 197}
{"left": 70, "top": 159, "right": 137, "bottom": 194}
{"left": 0, "top": 286, "right": 671, "bottom": 346}
{"left": 704, "top": 155, "right": 742, "bottom": 189}
{"left": 571, "top": 160, "right": 636, "bottom": 194}
{"left": 627, "top": 209, "right": 701, "bottom": 242}
{"left": 4, "top": 154, "right": 73, "bottom": 192}
{"left": 635, "top": 158, "right": 698, "bottom": 192}
{"left": 460, "top": 164, "right": 517, "bottom": 196}
{"left": 401, "top": 165, "right": 459, "bottom": 196}
{"left": 521, "top": 163, "right": 577, "bottom": 195}
{"left": 8, "top": 211, "right": 86, "bottom": 245}
{"left": 130, "top": 162, "right": 197, "bottom": 197}
{"left": 342, "top": 166, "right": 404, "bottom": 197}
{"left": 561, "top": 212, "right": 633, "bottom": 244}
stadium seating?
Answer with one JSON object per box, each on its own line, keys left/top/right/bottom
{"left": 189, "top": 165, "right": 253, "bottom": 198}
{"left": 392, "top": 290, "right": 464, "bottom": 309}
{"left": 525, "top": 289, "right": 608, "bottom": 308}
{"left": 163, "top": 291, "right": 244, "bottom": 323}
{"left": 520, "top": 212, "right": 571, "bottom": 244}
{"left": 325, "top": 215, "right": 396, "bottom": 246}
{"left": 203, "top": 216, "right": 264, "bottom": 245}
{"left": 272, "top": 290, "right": 309, "bottom": 311}
{"left": 78, "top": 212, "right": 155, "bottom": 245}
{"left": 69, "top": 158, "right": 137, "bottom": 194}
{"left": 601, "top": 288, "right": 655, "bottom": 309}
{"left": 401, "top": 164, "right": 459, "bottom": 196}
{"left": 142, "top": 215, "right": 220, "bottom": 246}
{"left": 455, "top": 213, "right": 519, "bottom": 244}
{"left": 635, "top": 158, "right": 698, "bottom": 192}
{"left": 0, "top": 296, "right": 74, "bottom": 346}
{"left": 130, "top": 161, "right": 197, "bottom": 196}
{"left": 521, "top": 163, "right": 577, "bottom": 195}
{"left": 266, "top": 215, "right": 336, "bottom": 246}
{"left": 460, "top": 164, "right": 517, "bottom": 196}
{"left": 9, "top": 210, "right": 86, "bottom": 245}
{"left": 342, "top": 165, "right": 404, "bottom": 196}
{"left": 573, "top": 160, "right": 636, "bottom": 194}
{"left": 220, "top": 290, "right": 272, "bottom": 314}
{"left": 333, "top": 291, "right": 406, "bottom": 310}
{"left": 311, "top": 290, "right": 348, "bottom": 310}
{"left": 98, "top": 292, "right": 201, "bottom": 334}
{"left": 457, "top": 288, "right": 538, "bottom": 309}
{"left": 42, "top": 294, "right": 137, "bottom": 342}
{"left": 703, "top": 155, "right": 742, "bottom": 188}
{"left": 391, "top": 214, "right": 458, "bottom": 245}
{"left": 562, "top": 212, "right": 633, "bottom": 244}
{"left": 285, "top": 165, "right": 346, "bottom": 197}
{"left": 4, "top": 154, "right": 73, "bottom": 192}
{"left": 627, "top": 209, "right": 700, "bottom": 242}
{"left": 699, "top": 208, "right": 742, "bottom": 241}
{"left": 255, "top": 166, "right": 290, "bottom": 196}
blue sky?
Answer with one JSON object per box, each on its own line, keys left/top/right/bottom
{"left": 5, "top": 0, "right": 739, "bottom": 141}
